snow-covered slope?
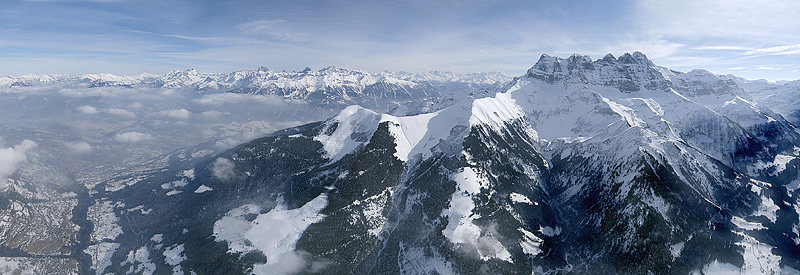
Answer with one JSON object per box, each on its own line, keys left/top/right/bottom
{"left": 742, "top": 80, "right": 800, "bottom": 126}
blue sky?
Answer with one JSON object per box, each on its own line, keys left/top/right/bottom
{"left": 1, "top": 0, "right": 798, "bottom": 81}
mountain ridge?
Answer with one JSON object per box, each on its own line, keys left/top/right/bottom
{"left": 71, "top": 52, "right": 800, "bottom": 274}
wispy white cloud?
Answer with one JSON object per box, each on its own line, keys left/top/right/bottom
{"left": 753, "top": 66, "right": 782, "bottom": 71}
{"left": 694, "top": 46, "right": 752, "bottom": 51}
{"left": 237, "top": 20, "right": 304, "bottom": 42}
{"left": 748, "top": 44, "right": 800, "bottom": 56}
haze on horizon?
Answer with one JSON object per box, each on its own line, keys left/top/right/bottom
{"left": 1, "top": 0, "right": 798, "bottom": 81}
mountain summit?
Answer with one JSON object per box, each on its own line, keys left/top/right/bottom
{"left": 527, "top": 52, "right": 673, "bottom": 92}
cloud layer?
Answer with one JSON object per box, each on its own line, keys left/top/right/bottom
{"left": 0, "top": 140, "right": 38, "bottom": 187}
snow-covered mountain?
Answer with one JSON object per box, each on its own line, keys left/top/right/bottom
{"left": 74, "top": 52, "right": 800, "bottom": 274}
{"left": 0, "top": 67, "right": 510, "bottom": 109}
{"left": 738, "top": 79, "right": 800, "bottom": 126}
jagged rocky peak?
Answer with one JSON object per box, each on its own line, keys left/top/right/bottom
{"left": 528, "top": 51, "right": 654, "bottom": 77}
{"left": 163, "top": 68, "right": 202, "bottom": 79}
{"left": 319, "top": 65, "right": 346, "bottom": 73}
{"left": 617, "top": 51, "right": 653, "bottom": 65}
{"left": 526, "top": 51, "right": 674, "bottom": 92}
{"left": 528, "top": 53, "right": 591, "bottom": 74}
{"left": 599, "top": 53, "right": 616, "bottom": 62}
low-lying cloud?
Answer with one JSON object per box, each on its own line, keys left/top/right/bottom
{"left": 78, "top": 105, "right": 136, "bottom": 118}
{"left": 64, "top": 141, "right": 93, "bottom": 153}
{"left": 212, "top": 158, "right": 235, "bottom": 181}
{"left": 194, "top": 93, "right": 305, "bottom": 106}
{"left": 200, "top": 110, "right": 229, "bottom": 119}
{"left": 107, "top": 108, "right": 136, "bottom": 118}
{"left": 159, "top": 108, "right": 192, "bottom": 120}
{"left": 78, "top": 105, "right": 99, "bottom": 114}
{"left": 114, "top": 132, "right": 152, "bottom": 143}
{"left": 0, "top": 139, "right": 38, "bottom": 188}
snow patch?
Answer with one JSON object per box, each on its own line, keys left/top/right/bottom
{"left": 182, "top": 169, "right": 195, "bottom": 180}
{"left": 161, "top": 178, "right": 188, "bottom": 190}
{"left": 755, "top": 194, "right": 779, "bottom": 223}
{"left": 86, "top": 242, "right": 119, "bottom": 275}
{"left": 88, "top": 200, "right": 123, "bottom": 242}
{"left": 213, "top": 194, "right": 328, "bottom": 273}
{"left": 397, "top": 242, "right": 456, "bottom": 275}
{"left": 163, "top": 243, "right": 186, "bottom": 275}
{"left": 670, "top": 242, "right": 684, "bottom": 258}
{"left": 510, "top": 192, "right": 535, "bottom": 205}
{"left": 699, "top": 260, "right": 740, "bottom": 274}
{"left": 736, "top": 233, "right": 782, "bottom": 274}
{"left": 732, "top": 216, "right": 765, "bottom": 230}
{"left": 442, "top": 167, "right": 511, "bottom": 262}
{"left": 194, "top": 185, "right": 213, "bottom": 193}
{"left": 519, "top": 228, "right": 543, "bottom": 256}
{"left": 753, "top": 154, "right": 797, "bottom": 176}
{"left": 122, "top": 246, "right": 155, "bottom": 275}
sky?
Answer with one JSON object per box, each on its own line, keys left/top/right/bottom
{"left": 0, "top": 0, "right": 798, "bottom": 81}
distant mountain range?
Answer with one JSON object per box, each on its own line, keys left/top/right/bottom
{"left": 2, "top": 62, "right": 798, "bottom": 125}
{"left": 0, "top": 67, "right": 510, "bottom": 110}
